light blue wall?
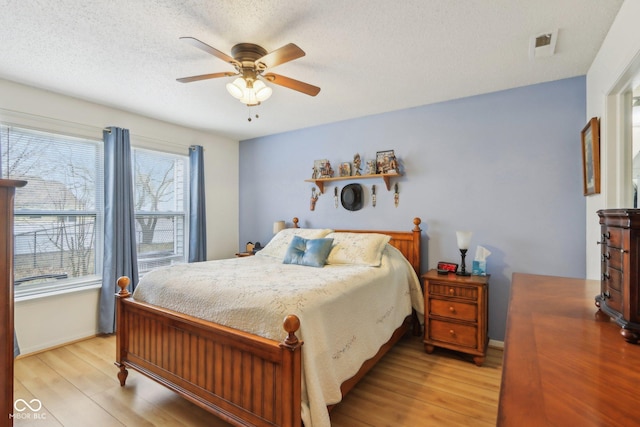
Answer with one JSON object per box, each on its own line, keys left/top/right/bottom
{"left": 239, "top": 76, "right": 586, "bottom": 341}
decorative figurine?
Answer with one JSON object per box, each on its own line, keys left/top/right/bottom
{"left": 353, "top": 153, "right": 362, "bottom": 176}
{"left": 367, "top": 160, "right": 376, "bottom": 175}
{"left": 394, "top": 183, "right": 399, "bottom": 207}
{"left": 310, "top": 187, "right": 319, "bottom": 211}
{"left": 322, "top": 161, "right": 334, "bottom": 178}
{"left": 388, "top": 155, "right": 399, "bottom": 174}
{"left": 372, "top": 184, "right": 377, "bottom": 207}
{"left": 334, "top": 187, "right": 339, "bottom": 208}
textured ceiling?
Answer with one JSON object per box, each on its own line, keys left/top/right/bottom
{"left": 0, "top": 0, "right": 624, "bottom": 141}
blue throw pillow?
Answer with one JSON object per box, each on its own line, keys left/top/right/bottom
{"left": 283, "top": 235, "right": 334, "bottom": 268}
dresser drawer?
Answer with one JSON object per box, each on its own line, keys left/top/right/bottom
{"left": 602, "top": 247, "right": 623, "bottom": 270}
{"left": 429, "top": 319, "right": 478, "bottom": 348}
{"left": 428, "top": 282, "right": 478, "bottom": 301}
{"left": 601, "top": 286, "right": 623, "bottom": 313}
{"left": 430, "top": 299, "right": 477, "bottom": 322}
{"left": 604, "top": 267, "right": 623, "bottom": 292}
{"left": 602, "top": 226, "right": 624, "bottom": 249}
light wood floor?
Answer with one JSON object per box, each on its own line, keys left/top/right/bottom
{"left": 14, "top": 334, "right": 502, "bottom": 426}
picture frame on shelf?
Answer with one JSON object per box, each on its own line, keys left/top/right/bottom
{"left": 313, "top": 159, "right": 333, "bottom": 179}
{"left": 376, "top": 150, "right": 398, "bottom": 174}
{"left": 581, "top": 117, "right": 600, "bottom": 196}
{"left": 339, "top": 162, "right": 351, "bottom": 177}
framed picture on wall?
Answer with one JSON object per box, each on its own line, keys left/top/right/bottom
{"left": 376, "top": 150, "right": 396, "bottom": 174}
{"left": 339, "top": 162, "right": 351, "bottom": 177}
{"left": 581, "top": 117, "right": 601, "bottom": 196}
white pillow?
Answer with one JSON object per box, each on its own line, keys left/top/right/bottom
{"left": 256, "top": 228, "right": 334, "bottom": 259}
{"left": 325, "top": 232, "right": 391, "bottom": 267}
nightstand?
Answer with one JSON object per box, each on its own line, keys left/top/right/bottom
{"left": 422, "top": 269, "right": 489, "bottom": 366}
{"left": 235, "top": 252, "right": 254, "bottom": 257}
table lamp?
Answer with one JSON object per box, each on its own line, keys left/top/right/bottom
{"left": 456, "top": 231, "right": 473, "bottom": 276}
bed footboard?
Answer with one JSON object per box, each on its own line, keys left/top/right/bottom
{"left": 115, "top": 277, "right": 303, "bottom": 427}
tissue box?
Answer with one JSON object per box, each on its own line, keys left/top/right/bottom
{"left": 472, "top": 260, "right": 486, "bottom": 276}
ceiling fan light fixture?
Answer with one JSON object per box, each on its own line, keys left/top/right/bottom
{"left": 226, "top": 78, "right": 246, "bottom": 99}
{"left": 178, "top": 38, "right": 320, "bottom": 105}
{"left": 226, "top": 77, "right": 272, "bottom": 105}
{"left": 253, "top": 80, "right": 273, "bottom": 102}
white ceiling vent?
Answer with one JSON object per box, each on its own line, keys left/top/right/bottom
{"left": 529, "top": 30, "right": 558, "bottom": 60}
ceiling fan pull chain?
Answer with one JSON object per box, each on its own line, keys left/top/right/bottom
{"left": 247, "top": 105, "right": 260, "bottom": 122}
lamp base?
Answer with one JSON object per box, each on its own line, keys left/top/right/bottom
{"left": 457, "top": 248, "right": 470, "bottom": 276}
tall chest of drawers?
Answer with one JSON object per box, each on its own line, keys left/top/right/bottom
{"left": 596, "top": 208, "right": 640, "bottom": 343}
{"left": 422, "top": 269, "right": 489, "bottom": 366}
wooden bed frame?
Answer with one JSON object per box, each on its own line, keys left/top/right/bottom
{"left": 115, "top": 217, "right": 422, "bottom": 427}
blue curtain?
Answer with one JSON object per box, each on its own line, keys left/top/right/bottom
{"left": 99, "top": 127, "right": 139, "bottom": 334}
{"left": 188, "top": 145, "right": 207, "bottom": 262}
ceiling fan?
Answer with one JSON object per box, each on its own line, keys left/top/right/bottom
{"left": 177, "top": 37, "right": 320, "bottom": 106}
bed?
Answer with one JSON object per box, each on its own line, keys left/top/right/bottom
{"left": 115, "top": 217, "right": 423, "bottom": 427}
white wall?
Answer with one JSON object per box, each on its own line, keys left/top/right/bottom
{"left": 0, "top": 78, "right": 239, "bottom": 354}
{"left": 585, "top": 0, "right": 640, "bottom": 279}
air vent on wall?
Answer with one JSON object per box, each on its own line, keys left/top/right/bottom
{"left": 529, "top": 30, "right": 558, "bottom": 60}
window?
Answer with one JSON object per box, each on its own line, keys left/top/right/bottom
{"left": 132, "top": 148, "right": 188, "bottom": 274}
{"left": 1, "top": 125, "right": 103, "bottom": 295}
{"left": 1, "top": 125, "right": 189, "bottom": 296}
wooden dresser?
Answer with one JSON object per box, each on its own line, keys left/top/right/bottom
{"left": 499, "top": 273, "right": 640, "bottom": 426}
{"left": 422, "top": 269, "right": 489, "bottom": 366}
{"left": 595, "top": 208, "right": 640, "bottom": 342}
{"left": 1, "top": 179, "right": 26, "bottom": 426}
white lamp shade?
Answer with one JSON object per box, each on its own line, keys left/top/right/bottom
{"left": 226, "top": 78, "right": 272, "bottom": 105}
{"left": 253, "top": 80, "right": 273, "bottom": 102}
{"left": 456, "top": 231, "right": 473, "bottom": 250}
{"left": 226, "top": 78, "right": 246, "bottom": 99}
{"left": 273, "top": 220, "right": 286, "bottom": 234}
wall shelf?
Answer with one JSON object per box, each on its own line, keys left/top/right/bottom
{"left": 305, "top": 173, "right": 401, "bottom": 194}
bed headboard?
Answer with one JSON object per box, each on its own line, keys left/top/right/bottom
{"left": 292, "top": 217, "right": 422, "bottom": 276}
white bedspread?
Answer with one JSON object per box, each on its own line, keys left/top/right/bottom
{"left": 132, "top": 245, "right": 424, "bottom": 427}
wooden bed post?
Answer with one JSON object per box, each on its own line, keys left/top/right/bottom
{"left": 114, "top": 276, "right": 130, "bottom": 386}
{"left": 279, "top": 315, "right": 303, "bottom": 427}
{"left": 412, "top": 217, "right": 422, "bottom": 275}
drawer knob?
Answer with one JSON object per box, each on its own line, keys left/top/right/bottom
{"left": 449, "top": 306, "right": 456, "bottom": 313}
{"left": 449, "top": 330, "right": 455, "bottom": 336}
{"left": 448, "top": 288, "right": 455, "bottom": 294}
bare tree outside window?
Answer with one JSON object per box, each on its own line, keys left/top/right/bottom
{"left": 0, "top": 125, "right": 102, "bottom": 290}
{"left": 1, "top": 125, "right": 189, "bottom": 292}
{"left": 132, "top": 148, "right": 187, "bottom": 273}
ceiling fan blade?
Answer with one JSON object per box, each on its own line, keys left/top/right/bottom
{"left": 180, "top": 37, "right": 240, "bottom": 67}
{"left": 257, "top": 43, "right": 305, "bottom": 69}
{"left": 177, "top": 72, "right": 236, "bottom": 83}
{"left": 263, "top": 73, "right": 320, "bottom": 96}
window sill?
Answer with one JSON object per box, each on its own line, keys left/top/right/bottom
{"left": 15, "top": 278, "right": 102, "bottom": 302}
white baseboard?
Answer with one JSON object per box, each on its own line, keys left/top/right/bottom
{"left": 489, "top": 339, "right": 504, "bottom": 349}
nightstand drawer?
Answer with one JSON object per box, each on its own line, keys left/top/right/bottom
{"left": 428, "top": 282, "right": 478, "bottom": 301}
{"left": 429, "top": 319, "right": 478, "bottom": 348}
{"left": 430, "top": 299, "right": 477, "bottom": 322}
